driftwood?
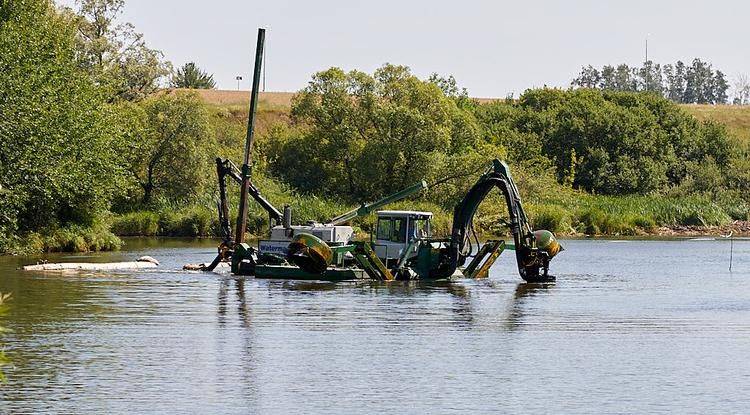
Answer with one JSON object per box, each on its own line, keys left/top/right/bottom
{"left": 22, "top": 256, "right": 159, "bottom": 271}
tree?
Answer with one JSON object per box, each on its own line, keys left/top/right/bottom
{"left": 614, "top": 64, "right": 636, "bottom": 91}
{"left": 70, "top": 0, "right": 171, "bottom": 101}
{"left": 269, "top": 64, "right": 493, "bottom": 203}
{"left": 122, "top": 92, "right": 214, "bottom": 205}
{"left": 639, "top": 61, "right": 663, "bottom": 94}
{"left": 684, "top": 58, "right": 715, "bottom": 103}
{"left": 599, "top": 65, "right": 616, "bottom": 90}
{"left": 712, "top": 70, "right": 729, "bottom": 104}
{"left": 571, "top": 65, "right": 601, "bottom": 88}
{"left": 489, "top": 88, "right": 733, "bottom": 194}
{"left": 171, "top": 62, "right": 216, "bottom": 89}
{"left": 732, "top": 74, "right": 750, "bottom": 105}
{"left": 0, "top": 0, "right": 124, "bottom": 241}
{"left": 573, "top": 59, "right": 729, "bottom": 104}
{"left": 663, "top": 62, "right": 686, "bottom": 103}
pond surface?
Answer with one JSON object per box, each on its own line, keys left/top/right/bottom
{"left": 1, "top": 237, "right": 749, "bottom": 414}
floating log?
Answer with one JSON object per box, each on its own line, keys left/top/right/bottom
{"left": 22, "top": 256, "right": 159, "bottom": 271}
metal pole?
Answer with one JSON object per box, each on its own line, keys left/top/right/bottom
{"left": 235, "top": 28, "right": 265, "bottom": 245}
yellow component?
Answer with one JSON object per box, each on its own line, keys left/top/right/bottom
{"left": 287, "top": 233, "right": 333, "bottom": 273}
{"left": 533, "top": 230, "right": 563, "bottom": 258}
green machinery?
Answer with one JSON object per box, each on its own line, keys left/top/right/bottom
{"left": 289, "top": 159, "right": 562, "bottom": 282}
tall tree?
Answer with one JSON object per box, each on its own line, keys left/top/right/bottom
{"left": 599, "top": 65, "right": 617, "bottom": 90}
{"left": 639, "top": 60, "right": 663, "bottom": 94}
{"left": 614, "top": 64, "right": 635, "bottom": 91}
{"left": 732, "top": 74, "right": 750, "bottom": 105}
{"left": 170, "top": 62, "right": 216, "bottom": 89}
{"left": 0, "top": 0, "right": 124, "bottom": 239}
{"left": 71, "top": 0, "right": 171, "bottom": 101}
{"left": 122, "top": 92, "right": 214, "bottom": 205}
{"left": 684, "top": 58, "right": 714, "bottom": 104}
{"left": 663, "top": 62, "right": 686, "bottom": 103}
{"left": 712, "top": 70, "right": 729, "bottom": 104}
{"left": 571, "top": 65, "right": 601, "bottom": 88}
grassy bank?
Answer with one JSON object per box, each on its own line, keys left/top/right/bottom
{"left": 2, "top": 223, "right": 122, "bottom": 255}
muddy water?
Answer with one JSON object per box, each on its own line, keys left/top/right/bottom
{"left": 0, "top": 238, "right": 749, "bottom": 414}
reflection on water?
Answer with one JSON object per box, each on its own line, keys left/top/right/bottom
{"left": 1, "top": 238, "right": 749, "bottom": 414}
{"left": 505, "top": 282, "right": 554, "bottom": 330}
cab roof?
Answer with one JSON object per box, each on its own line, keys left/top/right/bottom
{"left": 376, "top": 210, "right": 433, "bottom": 218}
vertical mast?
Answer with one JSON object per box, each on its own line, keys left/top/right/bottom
{"left": 235, "top": 28, "right": 265, "bottom": 244}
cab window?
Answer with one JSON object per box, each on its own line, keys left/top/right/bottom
{"left": 391, "top": 218, "right": 406, "bottom": 243}
{"left": 409, "top": 219, "right": 429, "bottom": 240}
{"left": 376, "top": 218, "right": 391, "bottom": 240}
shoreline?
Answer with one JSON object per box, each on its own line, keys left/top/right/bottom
{"left": 651, "top": 220, "right": 750, "bottom": 238}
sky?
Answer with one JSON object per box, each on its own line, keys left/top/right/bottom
{"left": 59, "top": 0, "right": 750, "bottom": 97}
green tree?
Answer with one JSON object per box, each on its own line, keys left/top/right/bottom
{"left": 478, "top": 88, "right": 733, "bottom": 195}
{"left": 572, "top": 65, "right": 601, "bottom": 88}
{"left": 270, "top": 64, "right": 494, "bottom": 204}
{"left": 663, "top": 61, "right": 686, "bottom": 103}
{"left": 69, "top": 0, "right": 171, "bottom": 101}
{"left": 0, "top": 0, "right": 124, "bottom": 246}
{"left": 574, "top": 59, "right": 729, "bottom": 104}
{"left": 171, "top": 62, "right": 216, "bottom": 89}
{"left": 122, "top": 92, "right": 214, "bottom": 205}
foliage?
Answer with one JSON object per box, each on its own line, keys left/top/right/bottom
{"left": 68, "top": 0, "right": 171, "bottom": 101}
{"left": 268, "top": 64, "right": 502, "bottom": 206}
{"left": 573, "top": 59, "right": 729, "bottom": 104}
{"left": 111, "top": 211, "right": 160, "bottom": 236}
{"left": 475, "top": 88, "right": 734, "bottom": 195}
{"left": 171, "top": 62, "right": 216, "bottom": 89}
{"left": 119, "top": 91, "right": 215, "bottom": 205}
{"left": 0, "top": 0, "right": 125, "bottom": 247}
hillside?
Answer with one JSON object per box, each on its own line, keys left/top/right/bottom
{"left": 682, "top": 104, "right": 750, "bottom": 144}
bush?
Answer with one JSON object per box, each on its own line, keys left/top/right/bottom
{"left": 529, "top": 204, "right": 571, "bottom": 233}
{"left": 111, "top": 212, "right": 160, "bottom": 236}
{"left": 156, "top": 206, "right": 217, "bottom": 237}
{"left": 574, "top": 207, "right": 635, "bottom": 235}
{"left": 17, "top": 225, "right": 123, "bottom": 253}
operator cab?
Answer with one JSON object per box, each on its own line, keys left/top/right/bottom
{"left": 373, "top": 210, "right": 432, "bottom": 266}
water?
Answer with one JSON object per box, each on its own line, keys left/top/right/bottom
{"left": 1, "top": 237, "right": 749, "bottom": 414}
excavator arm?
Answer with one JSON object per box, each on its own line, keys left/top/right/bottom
{"left": 431, "top": 159, "right": 561, "bottom": 282}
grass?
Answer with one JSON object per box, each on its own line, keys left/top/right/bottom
{"left": 682, "top": 104, "right": 750, "bottom": 145}
{"left": 3, "top": 223, "right": 123, "bottom": 255}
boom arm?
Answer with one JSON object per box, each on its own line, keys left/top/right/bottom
{"left": 433, "top": 159, "right": 556, "bottom": 281}
{"left": 326, "top": 181, "right": 428, "bottom": 226}
{"left": 215, "top": 157, "right": 283, "bottom": 244}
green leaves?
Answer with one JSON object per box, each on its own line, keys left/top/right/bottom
{"left": 170, "top": 62, "right": 216, "bottom": 89}
{"left": 0, "top": 0, "right": 123, "bottom": 237}
{"left": 479, "top": 89, "right": 733, "bottom": 195}
{"left": 273, "top": 64, "right": 493, "bottom": 204}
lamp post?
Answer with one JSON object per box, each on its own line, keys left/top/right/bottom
{"left": 235, "top": 75, "right": 243, "bottom": 90}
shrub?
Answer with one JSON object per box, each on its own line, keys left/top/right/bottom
{"left": 529, "top": 204, "right": 570, "bottom": 233}
{"left": 111, "top": 212, "right": 160, "bottom": 236}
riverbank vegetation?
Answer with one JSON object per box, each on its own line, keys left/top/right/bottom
{"left": 2, "top": 0, "right": 749, "bottom": 254}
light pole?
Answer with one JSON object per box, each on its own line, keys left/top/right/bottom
{"left": 236, "top": 75, "right": 243, "bottom": 90}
